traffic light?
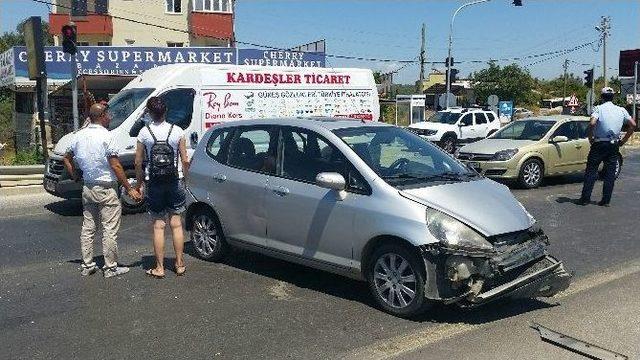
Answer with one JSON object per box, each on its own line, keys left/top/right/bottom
{"left": 61, "top": 24, "right": 77, "bottom": 55}
{"left": 450, "top": 69, "right": 459, "bottom": 83}
{"left": 512, "top": 0, "right": 523, "bottom": 6}
{"left": 583, "top": 69, "right": 594, "bottom": 88}
{"left": 445, "top": 57, "right": 454, "bottom": 67}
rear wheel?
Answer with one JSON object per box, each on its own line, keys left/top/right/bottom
{"left": 518, "top": 158, "right": 543, "bottom": 189}
{"left": 440, "top": 134, "right": 456, "bottom": 153}
{"left": 189, "top": 208, "right": 228, "bottom": 261}
{"left": 366, "top": 243, "right": 429, "bottom": 318}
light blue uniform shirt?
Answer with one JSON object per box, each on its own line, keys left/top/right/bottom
{"left": 591, "top": 101, "right": 632, "bottom": 142}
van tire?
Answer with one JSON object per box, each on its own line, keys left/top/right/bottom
{"left": 189, "top": 208, "right": 228, "bottom": 261}
{"left": 120, "top": 173, "right": 145, "bottom": 214}
{"left": 366, "top": 243, "right": 429, "bottom": 318}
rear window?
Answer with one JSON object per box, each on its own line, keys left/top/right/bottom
{"left": 486, "top": 112, "right": 496, "bottom": 122}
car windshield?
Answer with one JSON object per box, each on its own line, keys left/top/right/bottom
{"left": 107, "top": 88, "right": 154, "bottom": 130}
{"left": 492, "top": 119, "right": 555, "bottom": 141}
{"left": 333, "top": 126, "right": 476, "bottom": 187}
{"left": 427, "top": 111, "right": 461, "bottom": 124}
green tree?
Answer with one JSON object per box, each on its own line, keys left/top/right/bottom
{"left": 470, "top": 62, "right": 536, "bottom": 106}
{"left": 0, "top": 19, "right": 54, "bottom": 53}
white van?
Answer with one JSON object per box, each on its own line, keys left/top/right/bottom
{"left": 44, "top": 64, "right": 380, "bottom": 211}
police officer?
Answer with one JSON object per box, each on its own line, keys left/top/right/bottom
{"left": 579, "top": 87, "right": 637, "bottom": 206}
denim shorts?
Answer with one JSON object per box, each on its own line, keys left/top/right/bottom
{"left": 145, "top": 179, "right": 186, "bottom": 219}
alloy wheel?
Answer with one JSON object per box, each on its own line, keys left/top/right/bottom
{"left": 373, "top": 253, "right": 417, "bottom": 309}
{"left": 191, "top": 214, "right": 218, "bottom": 257}
{"left": 523, "top": 162, "right": 541, "bottom": 187}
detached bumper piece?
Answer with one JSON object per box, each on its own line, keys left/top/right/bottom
{"left": 465, "top": 255, "right": 571, "bottom": 306}
{"left": 531, "top": 323, "right": 628, "bottom": 360}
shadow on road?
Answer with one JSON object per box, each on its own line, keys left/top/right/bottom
{"left": 184, "top": 242, "right": 557, "bottom": 324}
{"left": 495, "top": 174, "right": 585, "bottom": 190}
{"left": 45, "top": 199, "right": 83, "bottom": 216}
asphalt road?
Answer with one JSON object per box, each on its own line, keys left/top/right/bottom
{"left": 1, "top": 151, "right": 639, "bottom": 360}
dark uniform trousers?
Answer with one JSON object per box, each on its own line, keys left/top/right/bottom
{"left": 580, "top": 141, "right": 619, "bottom": 204}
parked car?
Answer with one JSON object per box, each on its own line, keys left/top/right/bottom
{"left": 513, "top": 107, "right": 534, "bottom": 119}
{"left": 185, "top": 117, "right": 571, "bottom": 317}
{"left": 456, "top": 116, "right": 623, "bottom": 188}
{"left": 407, "top": 108, "right": 501, "bottom": 153}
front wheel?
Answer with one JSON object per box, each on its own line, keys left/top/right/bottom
{"left": 189, "top": 208, "right": 228, "bottom": 261}
{"left": 518, "top": 158, "right": 543, "bottom": 189}
{"left": 440, "top": 135, "right": 456, "bottom": 153}
{"left": 367, "top": 243, "right": 429, "bottom": 318}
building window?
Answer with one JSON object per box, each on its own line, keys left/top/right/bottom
{"left": 97, "top": 41, "right": 111, "bottom": 46}
{"left": 166, "top": 0, "right": 182, "bottom": 13}
{"left": 167, "top": 42, "right": 184, "bottom": 47}
{"left": 77, "top": 41, "right": 90, "bottom": 46}
{"left": 193, "top": 0, "right": 232, "bottom": 13}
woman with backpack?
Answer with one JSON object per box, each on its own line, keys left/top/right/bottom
{"left": 134, "top": 97, "right": 190, "bottom": 278}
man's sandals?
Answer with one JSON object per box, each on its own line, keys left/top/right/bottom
{"left": 145, "top": 268, "right": 165, "bottom": 279}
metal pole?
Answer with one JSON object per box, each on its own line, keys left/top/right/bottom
{"left": 71, "top": 54, "right": 79, "bottom": 130}
{"left": 445, "top": 0, "right": 491, "bottom": 110}
{"left": 562, "top": 59, "right": 568, "bottom": 102}
{"left": 36, "top": 77, "right": 49, "bottom": 161}
{"left": 634, "top": 61, "right": 638, "bottom": 124}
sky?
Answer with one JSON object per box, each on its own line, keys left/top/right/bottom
{"left": 2, "top": 0, "right": 639, "bottom": 84}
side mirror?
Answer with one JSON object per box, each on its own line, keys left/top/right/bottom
{"left": 316, "top": 172, "right": 346, "bottom": 191}
{"left": 550, "top": 135, "right": 569, "bottom": 143}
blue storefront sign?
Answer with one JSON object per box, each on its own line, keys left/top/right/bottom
{"left": 1, "top": 46, "right": 326, "bottom": 86}
{"left": 498, "top": 100, "right": 513, "bottom": 119}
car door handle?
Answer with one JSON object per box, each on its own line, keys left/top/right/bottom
{"left": 212, "top": 174, "right": 227, "bottom": 183}
{"left": 125, "top": 145, "right": 135, "bottom": 150}
{"left": 271, "top": 186, "right": 289, "bottom": 197}
{"left": 575, "top": 144, "right": 583, "bottom": 149}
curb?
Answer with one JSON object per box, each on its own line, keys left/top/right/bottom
{"left": 0, "top": 165, "right": 45, "bottom": 176}
{"left": 0, "top": 174, "right": 44, "bottom": 181}
{"left": 0, "top": 184, "right": 46, "bottom": 197}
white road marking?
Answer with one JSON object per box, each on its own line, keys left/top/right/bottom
{"left": 341, "top": 258, "right": 640, "bottom": 360}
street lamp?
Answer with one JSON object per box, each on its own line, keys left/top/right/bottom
{"left": 445, "top": 0, "right": 492, "bottom": 109}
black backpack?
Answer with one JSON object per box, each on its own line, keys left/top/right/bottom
{"left": 147, "top": 124, "right": 178, "bottom": 182}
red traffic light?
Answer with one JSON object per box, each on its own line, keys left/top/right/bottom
{"left": 61, "top": 24, "right": 77, "bottom": 55}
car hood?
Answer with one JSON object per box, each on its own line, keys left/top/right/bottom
{"left": 401, "top": 178, "right": 534, "bottom": 236}
{"left": 408, "top": 122, "right": 455, "bottom": 131}
{"left": 52, "top": 132, "right": 77, "bottom": 156}
{"left": 459, "top": 138, "right": 538, "bottom": 155}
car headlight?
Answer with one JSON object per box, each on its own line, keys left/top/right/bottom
{"left": 426, "top": 208, "right": 494, "bottom": 252}
{"left": 492, "top": 148, "right": 519, "bottom": 161}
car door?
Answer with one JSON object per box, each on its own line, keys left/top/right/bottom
{"left": 547, "top": 122, "right": 582, "bottom": 174}
{"left": 265, "top": 126, "right": 370, "bottom": 269}
{"left": 474, "top": 112, "right": 489, "bottom": 137}
{"left": 575, "top": 121, "right": 591, "bottom": 168}
{"left": 199, "top": 125, "right": 278, "bottom": 247}
{"left": 457, "top": 113, "right": 475, "bottom": 141}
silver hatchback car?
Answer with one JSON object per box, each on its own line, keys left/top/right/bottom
{"left": 185, "top": 118, "right": 571, "bottom": 317}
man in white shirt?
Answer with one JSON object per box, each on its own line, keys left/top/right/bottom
{"left": 63, "top": 103, "right": 142, "bottom": 277}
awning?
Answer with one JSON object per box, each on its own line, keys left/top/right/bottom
{"left": 49, "top": 75, "right": 136, "bottom": 97}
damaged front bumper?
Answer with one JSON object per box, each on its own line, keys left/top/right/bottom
{"left": 420, "top": 229, "right": 572, "bottom": 306}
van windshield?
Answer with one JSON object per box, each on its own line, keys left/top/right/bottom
{"left": 427, "top": 111, "right": 461, "bottom": 124}
{"left": 107, "top": 88, "right": 154, "bottom": 130}
{"left": 333, "top": 126, "right": 477, "bottom": 187}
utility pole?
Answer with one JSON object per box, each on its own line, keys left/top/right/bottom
{"left": 596, "top": 16, "right": 611, "bottom": 86}
{"left": 634, "top": 61, "right": 638, "bottom": 124}
{"left": 418, "top": 23, "right": 426, "bottom": 92}
{"left": 562, "top": 59, "right": 569, "bottom": 102}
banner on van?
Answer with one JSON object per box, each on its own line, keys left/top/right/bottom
{"left": 201, "top": 88, "right": 375, "bottom": 128}
{"left": 1, "top": 46, "right": 326, "bottom": 86}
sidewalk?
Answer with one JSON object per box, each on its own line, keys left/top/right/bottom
{"left": 403, "top": 273, "right": 640, "bottom": 360}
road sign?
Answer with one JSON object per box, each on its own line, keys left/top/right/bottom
{"left": 488, "top": 95, "right": 499, "bottom": 106}
{"left": 567, "top": 93, "right": 580, "bottom": 114}
{"left": 438, "top": 92, "right": 456, "bottom": 108}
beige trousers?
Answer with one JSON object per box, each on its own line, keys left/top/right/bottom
{"left": 80, "top": 184, "right": 122, "bottom": 269}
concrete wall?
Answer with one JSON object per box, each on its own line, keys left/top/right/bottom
{"left": 109, "top": 0, "right": 190, "bottom": 46}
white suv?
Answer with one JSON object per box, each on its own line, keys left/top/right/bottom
{"left": 408, "top": 108, "right": 501, "bottom": 153}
